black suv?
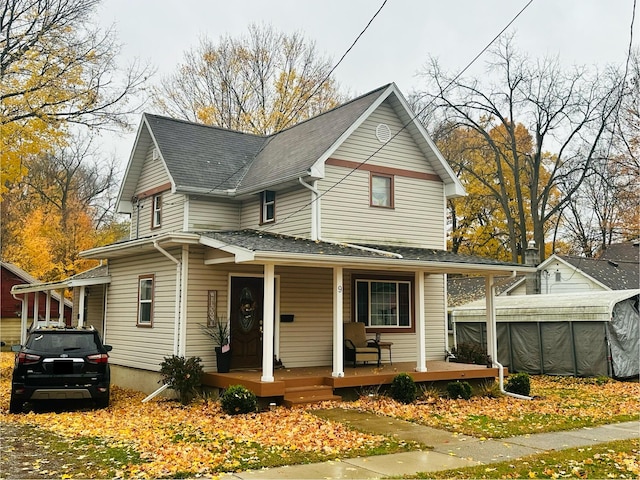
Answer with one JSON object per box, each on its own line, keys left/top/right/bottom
{"left": 10, "top": 327, "right": 112, "bottom": 413}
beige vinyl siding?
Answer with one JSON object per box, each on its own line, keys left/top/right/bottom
{"left": 332, "top": 100, "right": 438, "bottom": 174}
{"left": 187, "top": 197, "right": 240, "bottom": 231}
{"left": 132, "top": 192, "right": 185, "bottom": 238}
{"left": 104, "top": 250, "right": 180, "bottom": 371}
{"left": 319, "top": 165, "right": 445, "bottom": 248}
{"left": 137, "top": 146, "right": 171, "bottom": 192}
{"left": 277, "top": 266, "right": 334, "bottom": 367}
{"left": 240, "top": 186, "right": 312, "bottom": 237}
{"left": 342, "top": 271, "right": 447, "bottom": 364}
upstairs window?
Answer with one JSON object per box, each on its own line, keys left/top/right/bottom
{"left": 261, "top": 190, "right": 276, "bottom": 224}
{"left": 355, "top": 278, "right": 412, "bottom": 330}
{"left": 137, "top": 275, "right": 154, "bottom": 327}
{"left": 370, "top": 174, "right": 393, "bottom": 208}
{"left": 152, "top": 194, "right": 162, "bottom": 229}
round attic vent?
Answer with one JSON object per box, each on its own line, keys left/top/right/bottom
{"left": 375, "top": 123, "right": 391, "bottom": 143}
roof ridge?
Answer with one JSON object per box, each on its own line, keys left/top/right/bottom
{"left": 143, "top": 112, "right": 267, "bottom": 139}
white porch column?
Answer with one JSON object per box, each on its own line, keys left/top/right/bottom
{"left": 332, "top": 266, "right": 344, "bottom": 377}
{"left": 78, "top": 286, "right": 86, "bottom": 328}
{"left": 45, "top": 291, "right": 52, "bottom": 325}
{"left": 58, "top": 288, "right": 65, "bottom": 325}
{"left": 33, "top": 291, "right": 39, "bottom": 326}
{"left": 485, "top": 276, "right": 497, "bottom": 362}
{"left": 20, "top": 293, "right": 28, "bottom": 344}
{"left": 261, "top": 263, "right": 275, "bottom": 382}
{"left": 415, "top": 271, "right": 427, "bottom": 372}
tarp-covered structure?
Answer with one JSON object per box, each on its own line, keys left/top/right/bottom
{"left": 451, "top": 290, "right": 639, "bottom": 378}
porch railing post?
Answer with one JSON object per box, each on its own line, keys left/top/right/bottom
{"left": 415, "top": 271, "right": 427, "bottom": 372}
{"left": 261, "top": 263, "right": 275, "bottom": 382}
{"left": 332, "top": 266, "right": 344, "bottom": 377}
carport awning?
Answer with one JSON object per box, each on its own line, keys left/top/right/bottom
{"left": 451, "top": 289, "right": 640, "bottom": 323}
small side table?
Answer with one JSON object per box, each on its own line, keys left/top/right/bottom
{"left": 377, "top": 341, "right": 393, "bottom": 364}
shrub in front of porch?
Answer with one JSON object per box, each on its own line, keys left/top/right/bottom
{"left": 390, "top": 373, "right": 418, "bottom": 404}
{"left": 221, "top": 385, "right": 258, "bottom": 415}
{"left": 159, "top": 355, "right": 204, "bottom": 405}
{"left": 450, "top": 342, "right": 491, "bottom": 365}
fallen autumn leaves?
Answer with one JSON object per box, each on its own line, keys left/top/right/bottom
{"left": 1, "top": 352, "right": 639, "bottom": 478}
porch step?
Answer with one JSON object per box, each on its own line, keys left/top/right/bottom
{"left": 283, "top": 384, "right": 341, "bottom": 406}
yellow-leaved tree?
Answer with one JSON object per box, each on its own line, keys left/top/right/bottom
{"left": 0, "top": 0, "right": 150, "bottom": 198}
{"left": 152, "top": 23, "right": 344, "bottom": 135}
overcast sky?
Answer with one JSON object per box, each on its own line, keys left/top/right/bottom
{"left": 96, "top": 0, "right": 637, "bottom": 164}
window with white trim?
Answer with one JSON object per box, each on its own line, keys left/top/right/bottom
{"left": 261, "top": 190, "right": 276, "bottom": 224}
{"left": 152, "top": 194, "right": 162, "bottom": 228}
{"left": 137, "top": 275, "right": 154, "bottom": 326}
{"left": 355, "top": 278, "right": 412, "bottom": 329}
{"left": 370, "top": 174, "right": 393, "bottom": 207}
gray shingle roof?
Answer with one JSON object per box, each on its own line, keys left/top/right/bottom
{"left": 200, "top": 230, "right": 525, "bottom": 269}
{"left": 447, "top": 275, "right": 524, "bottom": 307}
{"left": 144, "top": 84, "right": 391, "bottom": 194}
{"left": 239, "top": 85, "right": 391, "bottom": 192}
{"left": 144, "top": 114, "right": 267, "bottom": 192}
{"left": 562, "top": 253, "right": 639, "bottom": 290}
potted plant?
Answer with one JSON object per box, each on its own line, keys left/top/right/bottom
{"left": 201, "top": 320, "right": 231, "bottom": 373}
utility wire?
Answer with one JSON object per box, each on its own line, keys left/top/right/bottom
{"left": 267, "top": 0, "right": 534, "bottom": 232}
{"left": 198, "top": 0, "right": 388, "bottom": 197}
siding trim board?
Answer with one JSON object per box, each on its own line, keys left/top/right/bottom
{"left": 326, "top": 158, "right": 442, "bottom": 183}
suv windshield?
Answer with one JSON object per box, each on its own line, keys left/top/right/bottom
{"left": 26, "top": 333, "right": 100, "bottom": 353}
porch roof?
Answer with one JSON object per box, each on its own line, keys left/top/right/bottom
{"left": 200, "top": 229, "right": 533, "bottom": 275}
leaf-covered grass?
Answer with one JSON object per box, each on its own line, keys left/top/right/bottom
{"left": 329, "top": 375, "right": 640, "bottom": 438}
{"left": 0, "top": 353, "right": 415, "bottom": 478}
{"left": 410, "top": 438, "right": 640, "bottom": 479}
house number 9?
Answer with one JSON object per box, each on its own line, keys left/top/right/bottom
{"left": 337, "top": 285, "right": 343, "bottom": 293}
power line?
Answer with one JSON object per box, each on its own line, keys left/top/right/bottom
{"left": 198, "top": 0, "right": 389, "bottom": 197}
{"left": 268, "top": 0, "right": 534, "bottom": 231}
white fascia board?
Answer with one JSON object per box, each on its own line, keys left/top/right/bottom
{"left": 390, "top": 89, "right": 466, "bottom": 198}
{"left": 80, "top": 233, "right": 201, "bottom": 258}
{"left": 199, "top": 236, "right": 255, "bottom": 263}
{"left": 68, "top": 276, "right": 111, "bottom": 287}
{"left": 116, "top": 117, "right": 148, "bottom": 214}
{"left": 309, "top": 84, "right": 395, "bottom": 176}
{"left": 142, "top": 115, "right": 177, "bottom": 194}
{"left": 251, "top": 251, "right": 532, "bottom": 275}
{"left": 11, "top": 281, "right": 70, "bottom": 294}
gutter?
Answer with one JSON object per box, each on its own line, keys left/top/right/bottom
{"left": 298, "top": 177, "right": 320, "bottom": 240}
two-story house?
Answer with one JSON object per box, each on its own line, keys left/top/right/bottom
{"left": 13, "top": 84, "right": 533, "bottom": 401}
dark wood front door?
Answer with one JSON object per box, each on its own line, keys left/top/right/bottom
{"left": 230, "top": 276, "right": 263, "bottom": 369}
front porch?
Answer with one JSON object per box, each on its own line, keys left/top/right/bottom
{"left": 202, "top": 361, "right": 502, "bottom": 406}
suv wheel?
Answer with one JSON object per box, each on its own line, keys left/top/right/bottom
{"left": 95, "top": 392, "right": 110, "bottom": 409}
{"left": 9, "top": 395, "right": 23, "bottom": 414}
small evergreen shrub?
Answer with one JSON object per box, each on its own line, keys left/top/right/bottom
{"left": 390, "top": 373, "right": 417, "bottom": 404}
{"left": 505, "top": 372, "right": 531, "bottom": 396}
{"left": 220, "top": 385, "right": 258, "bottom": 415}
{"left": 451, "top": 342, "right": 491, "bottom": 365}
{"left": 159, "top": 355, "right": 203, "bottom": 405}
{"left": 446, "top": 381, "right": 472, "bottom": 400}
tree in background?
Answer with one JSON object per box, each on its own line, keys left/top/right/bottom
{"left": 152, "top": 23, "right": 344, "bottom": 135}
{"left": 0, "top": 0, "right": 150, "bottom": 197}
{"left": 2, "top": 135, "right": 128, "bottom": 281}
{"left": 413, "top": 34, "right": 625, "bottom": 263}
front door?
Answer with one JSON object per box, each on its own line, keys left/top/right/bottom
{"left": 230, "top": 276, "right": 263, "bottom": 369}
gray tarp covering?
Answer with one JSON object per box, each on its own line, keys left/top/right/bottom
{"left": 452, "top": 290, "right": 639, "bottom": 378}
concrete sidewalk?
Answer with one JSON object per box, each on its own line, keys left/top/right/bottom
{"left": 221, "top": 412, "right": 639, "bottom": 479}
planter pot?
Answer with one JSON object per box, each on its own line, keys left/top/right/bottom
{"left": 215, "top": 346, "right": 232, "bottom": 373}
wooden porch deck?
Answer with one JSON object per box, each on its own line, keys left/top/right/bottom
{"left": 202, "top": 361, "right": 501, "bottom": 405}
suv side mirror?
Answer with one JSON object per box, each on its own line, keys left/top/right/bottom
{"left": 11, "top": 345, "right": 22, "bottom": 352}
{"left": 104, "top": 345, "right": 113, "bottom": 352}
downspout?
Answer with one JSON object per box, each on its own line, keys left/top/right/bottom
{"left": 488, "top": 271, "right": 533, "bottom": 400}
{"left": 298, "top": 177, "right": 320, "bottom": 240}
{"left": 144, "top": 241, "right": 183, "bottom": 403}
{"left": 153, "top": 240, "right": 182, "bottom": 355}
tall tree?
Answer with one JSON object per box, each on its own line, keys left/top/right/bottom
{"left": 152, "top": 23, "right": 344, "bottom": 135}
{"left": 0, "top": 0, "right": 150, "bottom": 197}
{"left": 413, "top": 35, "right": 624, "bottom": 263}
{"left": 2, "top": 135, "right": 127, "bottom": 281}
